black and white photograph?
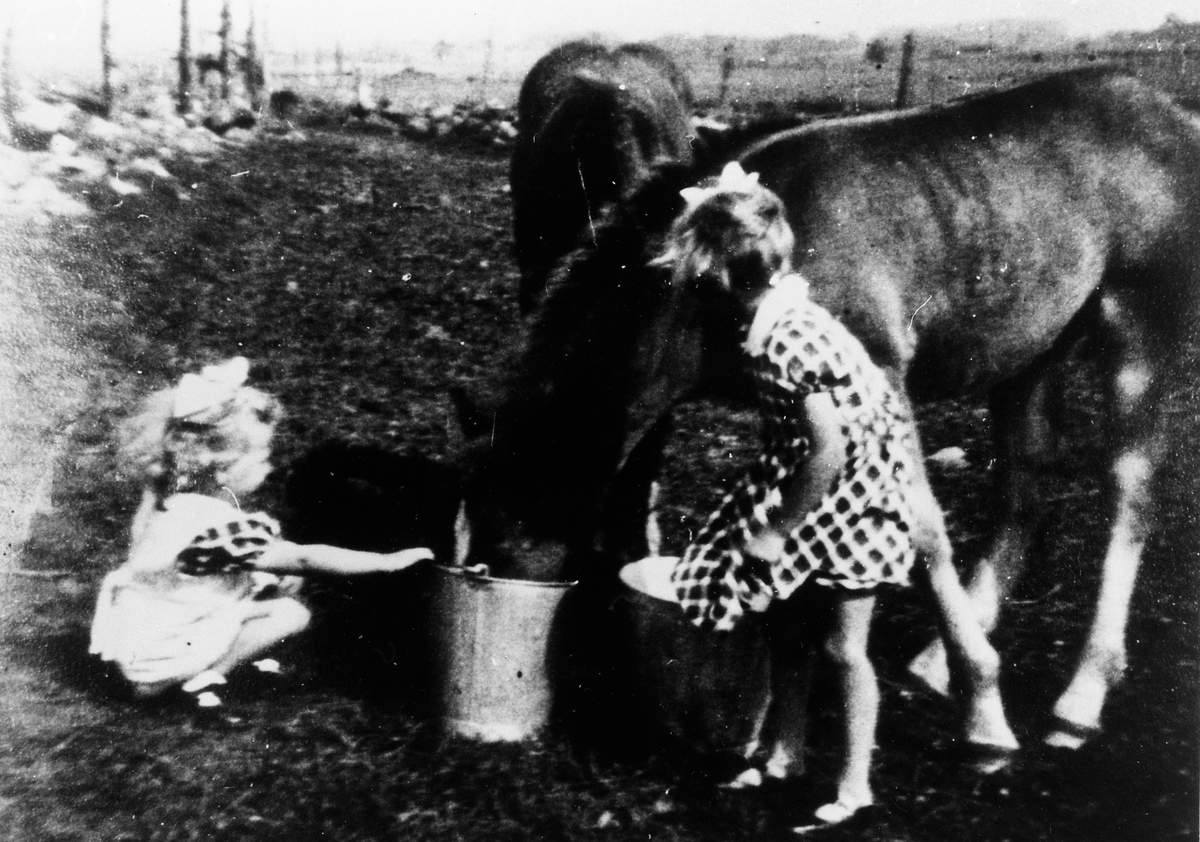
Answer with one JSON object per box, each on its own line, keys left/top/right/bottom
{"left": 0, "top": 1, "right": 1196, "bottom": 839}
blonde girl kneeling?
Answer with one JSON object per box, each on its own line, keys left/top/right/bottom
{"left": 90, "top": 357, "right": 432, "bottom": 711}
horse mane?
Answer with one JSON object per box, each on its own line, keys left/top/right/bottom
{"left": 522, "top": 162, "right": 700, "bottom": 376}
{"left": 690, "top": 111, "right": 816, "bottom": 171}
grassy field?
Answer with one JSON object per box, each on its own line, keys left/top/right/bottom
{"left": 62, "top": 34, "right": 1190, "bottom": 122}
{"left": 701, "top": 46, "right": 1200, "bottom": 112}
{"left": 251, "top": 39, "right": 1200, "bottom": 117}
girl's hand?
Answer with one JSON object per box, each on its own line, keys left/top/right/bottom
{"left": 382, "top": 547, "right": 435, "bottom": 571}
{"left": 743, "top": 528, "right": 787, "bottom": 563}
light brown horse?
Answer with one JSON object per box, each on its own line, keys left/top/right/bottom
{"left": 455, "top": 68, "right": 1200, "bottom": 752}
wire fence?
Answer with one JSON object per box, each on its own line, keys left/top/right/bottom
{"left": 4, "top": 12, "right": 1198, "bottom": 121}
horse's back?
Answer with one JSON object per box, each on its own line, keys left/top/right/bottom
{"left": 611, "top": 42, "right": 695, "bottom": 108}
{"left": 515, "top": 41, "right": 692, "bottom": 151}
{"left": 740, "top": 69, "right": 1200, "bottom": 395}
{"left": 515, "top": 40, "right": 612, "bottom": 134}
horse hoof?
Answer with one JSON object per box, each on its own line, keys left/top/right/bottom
{"left": 1044, "top": 716, "right": 1101, "bottom": 750}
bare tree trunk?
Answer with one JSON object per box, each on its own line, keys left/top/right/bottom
{"left": 244, "top": 4, "right": 264, "bottom": 111}
{"left": 259, "top": 4, "right": 273, "bottom": 111}
{"left": 100, "top": 0, "right": 113, "bottom": 117}
{"left": 218, "top": 0, "right": 232, "bottom": 100}
{"left": 895, "top": 32, "right": 915, "bottom": 109}
{"left": 177, "top": 0, "right": 192, "bottom": 115}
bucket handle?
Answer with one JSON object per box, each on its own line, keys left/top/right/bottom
{"left": 461, "top": 563, "right": 491, "bottom": 579}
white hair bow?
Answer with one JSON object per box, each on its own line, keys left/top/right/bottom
{"left": 679, "top": 161, "right": 761, "bottom": 210}
{"left": 172, "top": 356, "right": 251, "bottom": 422}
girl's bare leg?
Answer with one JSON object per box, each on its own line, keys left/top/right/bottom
{"left": 131, "top": 601, "right": 311, "bottom": 703}
{"left": 131, "top": 679, "right": 178, "bottom": 699}
{"left": 208, "top": 597, "right": 311, "bottom": 676}
{"left": 809, "top": 590, "right": 877, "bottom": 824}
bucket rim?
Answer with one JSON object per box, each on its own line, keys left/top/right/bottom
{"left": 433, "top": 563, "right": 578, "bottom": 589}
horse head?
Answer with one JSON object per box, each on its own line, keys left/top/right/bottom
{"left": 454, "top": 163, "right": 726, "bottom": 582}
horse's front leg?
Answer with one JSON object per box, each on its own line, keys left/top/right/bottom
{"left": 597, "top": 415, "right": 675, "bottom": 570}
{"left": 909, "top": 366, "right": 1062, "bottom": 696}
{"left": 1047, "top": 293, "right": 1164, "bottom": 748}
{"left": 762, "top": 595, "right": 820, "bottom": 781}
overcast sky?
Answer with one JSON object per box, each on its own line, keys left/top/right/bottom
{"left": 8, "top": 0, "right": 1196, "bottom": 68}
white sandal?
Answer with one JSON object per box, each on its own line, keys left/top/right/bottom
{"left": 792, "top": 797, "right": 873, "bottom": 833}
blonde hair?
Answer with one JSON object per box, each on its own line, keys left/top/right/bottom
{"left": 119, "top": 370, "right": 282, "bottom": 501}
{"left": 655, "top": 161, "right": 795, "bottom": 297}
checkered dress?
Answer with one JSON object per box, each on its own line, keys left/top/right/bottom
{"left": 176, "top": 512, "right": 281, "bottom": 576}
{"left": 672, "top": 291, "right": 920, "bottom": 632}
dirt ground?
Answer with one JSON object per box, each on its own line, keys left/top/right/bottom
{"left": 0, "top": 183, "right": 109, "bottom": 835}
{"left": 0, "top": 121, "right": 1196, "bottom": 842}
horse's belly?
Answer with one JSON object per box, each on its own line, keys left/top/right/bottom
{"left": 903, "top": 284, "right": 1091, "bottom": 400}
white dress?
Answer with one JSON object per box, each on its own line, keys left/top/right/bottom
{"left": 90, "top": 494, "right": 285, "bottom": 687}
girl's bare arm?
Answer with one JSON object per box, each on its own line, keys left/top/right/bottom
{"left": 775, "top": 391, "right": 844, "bottom": 526}
{"left": 744, "top": 391, "right": 845, "bottom": 561}
{"left": 252, "top": 542, "right": 434, "bottom": 575}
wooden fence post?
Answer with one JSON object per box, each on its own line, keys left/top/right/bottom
{"left": 895, "top": 31, "right": 915, "bottom": 109}
{"left": 177, "top": 0, "right": 192, "bottom": 115}
{"left": 478, "top": 33, "right": 495, "bottom": 104}
{"left": 719, "top": 43, "right": 734, "bottom": 105}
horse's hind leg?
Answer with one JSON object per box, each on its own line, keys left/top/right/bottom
{"left": 1047, "top": 292, "right": 1165, "bottom": 748}
{"left": 909, "top": 365, "right": 1064, "bottom": 696}
{"left": 908, "top": 480, "right": 1019, "bottom": 759}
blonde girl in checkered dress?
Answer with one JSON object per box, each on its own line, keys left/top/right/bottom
{"left": 658, "top": 164, "right": 1015, "bottom": 828}
{"left": 90, "top": 358, "right": 432, "bottom": 711}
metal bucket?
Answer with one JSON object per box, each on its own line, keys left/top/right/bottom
{"left": 429, "top": 564, "right": 576, "bottom": 741}
{"left": 619, "top": 556, "right": 770, "bottom": 755}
